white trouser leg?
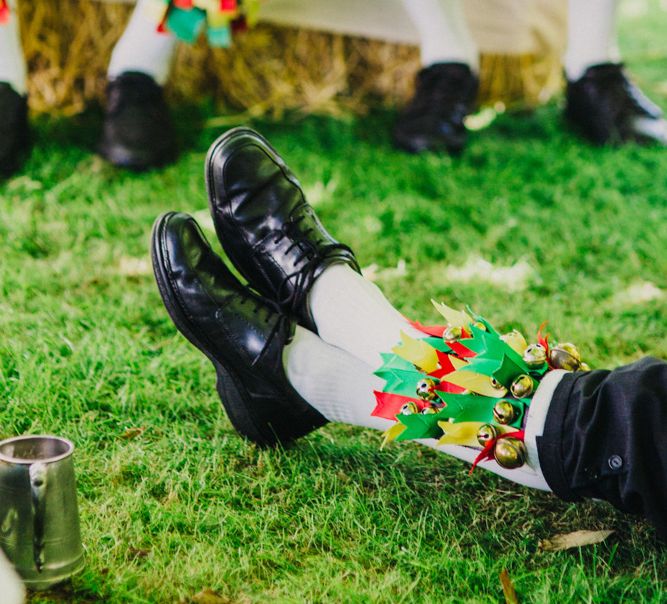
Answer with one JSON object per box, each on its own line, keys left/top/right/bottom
{"left": 0, "top": 0, "right": 27, "bottom": 95}
{"left": 564, "top": 0, "right": 620, "bottom": 81}
{"left": 401, "top": 0, "right": 479, "bottom": 71}
{"left": 107, "top": 0, "right": 177, "bottom": 85}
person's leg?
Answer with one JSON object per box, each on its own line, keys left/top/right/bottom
{"left": 151, "top": 208, "right": 551, "bottom": 490}
{"left": 283, "top": 323, "right": 552, "bottom": 490}
{"left": 564, "top": 0, "right": 619, "bottom": 82}
{"left": 564, "top": 0, "right": 666, "bottom": 144}
{"left": 99, "top": 0, "right": 178, "bottom": 170}
{"left": 166, "top": 128, "right": 667, "bottom": 536}
{"left": 307, "top": 264, "right": 425, "bottom": 368}
{"left": 283, "top": 326, "right": 391, "bottom": 432}
{"left": 393, "top": 0, "right": 479, "bottom": 154}
{"left": 0, "top": 0, "right": 29, "bottom": 177}
{"left": 403, "top": 0, "right": 478, "bottom": 72}
{"left": 0, "top": 0, "right": 27, "bottom": 95}
{"left": 538, "top": 357, "right": 667, "bottom": 540}
{"left": 107, "top": 0, "right": 177, "bottom": 86}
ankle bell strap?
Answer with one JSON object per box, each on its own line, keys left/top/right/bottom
{"left": 372, "top": 300, "right": 588, "bottom": 472}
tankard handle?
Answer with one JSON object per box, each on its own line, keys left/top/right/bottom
{"left": 29, "top": 463, "right": 47, "bottom": 572}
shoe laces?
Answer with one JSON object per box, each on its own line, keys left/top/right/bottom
{"left": 270, "top": 203, "right": 347, "bottom": 315}
{"left": 236, "top": 287, "right": 281, "bottom": 324}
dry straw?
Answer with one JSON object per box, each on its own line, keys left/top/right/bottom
{"left": 18, "top": 0, "right": 562, "bottom": 117}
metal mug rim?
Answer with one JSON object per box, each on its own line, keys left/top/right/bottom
{"left": 0, "top": 435, "right": 74, "bottom": 465}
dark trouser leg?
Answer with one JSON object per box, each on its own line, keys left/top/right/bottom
{"left": 538, "top": 358, "right": 667, "bottom": 539}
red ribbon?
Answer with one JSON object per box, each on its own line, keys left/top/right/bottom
{"left": 0, "top": 0, "right": 10, "bottom": 24}
{"left": 371, "top": 391, "right": 430, "bottom": 420}
{"left": 406, "top": 318, "right": 446, "bottom": 338}
{"left": 537, "top": 321, "right": 551, "bottom": 362}
{"left": 446, "top": 340, "right": 476, "bottom": 358}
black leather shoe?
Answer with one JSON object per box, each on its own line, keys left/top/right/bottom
{"left": 98, "top": 72, "right": 177, "bottom": 170}
{"left": 392, "top": 62, "right": 479, "bottom": 155}
{"left": 0, "top": 82, "right": 29, "bottom": 178}
{"left": 565, "top": 63, "right": 667, "bottom": 145}
{"left": 206, "top": 127, "right": 360, "bottom": 333}
{"left": 151, "top": 212, "right": 327, "bottom": 445}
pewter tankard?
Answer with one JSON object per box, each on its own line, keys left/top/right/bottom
{"left": 0, "top": 435, "right": 84, "bottom": 590}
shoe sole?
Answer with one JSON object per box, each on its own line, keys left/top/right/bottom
{"left": 98, "top": 141, "right": 176, "bottom": 171}
{"left": 150, "top": 212, "right": 278, "bottom": 446}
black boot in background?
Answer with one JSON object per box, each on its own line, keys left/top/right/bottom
{"left": 565, "top": 63, "right": 667, "bottom": 145}
{"left": 98, "top": 72, "right": 177, "bottom": 170}
{"left": 0, "top": 82, "right": 29, "bottom": 178}
{"left": 392, "top": 62, "right": 479, "bottom": 155}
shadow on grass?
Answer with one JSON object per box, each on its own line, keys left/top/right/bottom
{"left": 278, "top": 431, "right": 662, "bottom": 569}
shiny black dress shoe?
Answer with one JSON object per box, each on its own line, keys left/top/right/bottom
{"left": 0, "top": 82, "right": 29, "bottom": 178}
{"left": 565, "top": 63, "right": 667, "bottom": 145}
{"left": 392, "top": 62, "right": 479, "bottom": 155}
{"left": 206, "top": 127, "right": 360, "bottom": 333}
{"left": 151, "top": 211, "right": 327, "bottom": 445}
{"left": 98, "top": 72, "right": 177, "bottom": 170}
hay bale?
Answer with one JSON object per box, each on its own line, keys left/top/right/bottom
{"left": 17, "top": 0, "right": 562, "bottom": 116}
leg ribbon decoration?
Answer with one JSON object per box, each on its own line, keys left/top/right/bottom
{"left": 147, "top": 0, "right": 261, "bottom": 47}
{"left": 373, "top": 300, "right": 587, "bottom": 472}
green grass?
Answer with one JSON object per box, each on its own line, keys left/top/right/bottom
{"left": 2, "top": 4, "right": 667, "bottom": 603}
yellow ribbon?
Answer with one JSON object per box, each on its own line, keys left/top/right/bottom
{"left": 437, "top": 421, "right": 512, "bottom": 447}
{"left": 391, "top": 331, "right": 439, "bottom": 373}
{"left": 440, "top": 370, "right": 507, "bottom": 397}
{"left": 382, "top": 422, "right": 407, "bottom": 446}
{"left": 431, "top": 300, "right": 472, "bottom": 328}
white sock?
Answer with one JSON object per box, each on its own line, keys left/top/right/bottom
{"left": 107, "top": 0, "right": 177, "bottom": 86}
{"left": 308, "top": 264, "right": 426, "bottom": 368}
{"left": 283, "top": 326, "right": 392, "bottom": 431}
{"left": 283, "top": 325, "right": 550, "bottom": 490}
{"left": 0, "top": 0, "right": 27, "bottom": 95}
{"left": 564, "top": 0, "right": 620, "bottom": 81}
{"left": 402, "top": 0, "right": 479, "bottom": 72}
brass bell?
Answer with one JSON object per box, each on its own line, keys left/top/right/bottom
{"left": 549, "top": 342, "right": 581, "bottom": 371}
{"left": 492, "top": 400, "right": 517, "bottom": 424}
{"left": 416, "top": 378, "right": 437, "bottom": 401}
{"left": 443, "top": 326, "right": 463, "bottom": 342}
{"left": 472, "top": 321, "right": 487, "bottom": 331}
{"left": 523, "top": 343, "right": 547, "bottom": 368}
{"left": 400, "top": 402, "right": 418, "bottom": 415}
{"left": 477, "top": 423, "right": 498, "bottom": 446}
{"left": 490, "top": 377, "right": 505, "bottom": 390}
{"left": 421, "top": 405, "right": 437, "bottom": 415}
{"left": 510, "top": 374, "right": 533, "bottom": 398}
{"left": 493, "top": 437, "right": 527, "bottom": 469}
